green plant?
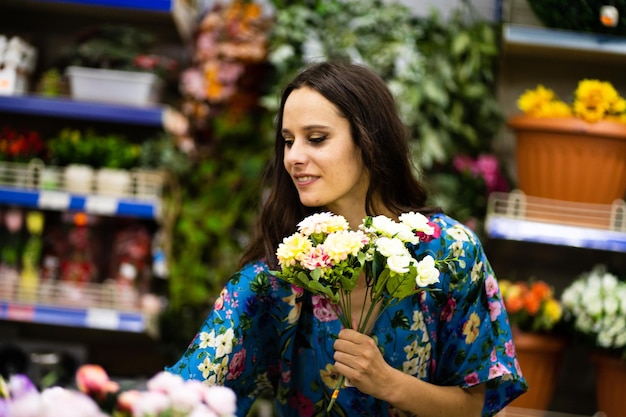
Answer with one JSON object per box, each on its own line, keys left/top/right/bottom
{"left": 47, "top": 128, "right": 141, "bottom": 169}
{"left": 265, "top": 0, "right": 506, "bottom": 233}
{"left": 162, "top": 0, "right": 507, "bottom": 349}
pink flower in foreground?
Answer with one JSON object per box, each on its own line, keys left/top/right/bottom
{"left": 203, "top": 386, "right": 237, "bottom": 416}
{"left": 75, "top": 364, "right": 119, "bottom": 399}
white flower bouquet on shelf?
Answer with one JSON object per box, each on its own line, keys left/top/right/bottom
{"left": 272, "top": 211, "right": 453, "bottom": 411}
{"left": 561, "top": 264, "right": 626, "bottom": 358}
{"left": 0, "top": 364, "right": 237, "bottom": 417}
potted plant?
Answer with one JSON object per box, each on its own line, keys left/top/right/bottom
{"left": 509, "top": 79, "right": 626, "bottom": 205}
{"left": 561, "top": 264, "right": 626, "bottom": 417}
{"left": 62, "top": 25, "right": 179, "bottom": 106}
{"left": 47, "top": 128, "right": 142, "bottom": 196}
{"left": 500, "top": 278, "right": 566, "bottom": 409}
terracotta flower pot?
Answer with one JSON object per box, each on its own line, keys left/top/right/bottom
{"left": 508, "top": 115, "right": 626, "bottom": 205}
{"left": 510, "top": 328, "right": 568, "bottom": 410}
{"left": 591, "top": 352, "right": 626, "bottom": 417}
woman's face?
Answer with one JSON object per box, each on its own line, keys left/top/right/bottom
{"left": 281, "top": 87, "right": 370, "bottom": 218}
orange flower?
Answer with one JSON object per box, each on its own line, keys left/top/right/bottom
{"left": 500, "top": 279, "right": 563, "bottom": 333}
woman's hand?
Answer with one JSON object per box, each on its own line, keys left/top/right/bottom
{"left": 332, "top": 328, "right": 392, "bottom": 398}
{"left": 332, "top": 328, "right": 485, "bottom": 417}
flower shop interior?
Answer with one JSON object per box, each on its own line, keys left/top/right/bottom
{"left": 1, "top": 0, "right": 626, "bottom": 416}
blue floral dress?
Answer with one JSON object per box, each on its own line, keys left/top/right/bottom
{"left": 166, "top": 213, "right": 527, "bottom": 416}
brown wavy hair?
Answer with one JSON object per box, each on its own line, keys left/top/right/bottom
{"left": 239, "top": 61, "right": 437, "bottom": 269}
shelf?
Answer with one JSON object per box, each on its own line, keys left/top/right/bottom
{"left": 0, "top": 300, "right": 156, "bottom": 335}
{"left": 502, "top": 24, "right": 626, "bottom": 62}
{"left": 0, "top": 95, "right": 165, "bottom": 127}
{"left": 0, "top": 187, "right": 160, "bottom": 220}
{"left": 485, "top": 191, "right": 626, "bottom": 253}
{"left": 0, "top": 0, "right": 198, "bottom": 42}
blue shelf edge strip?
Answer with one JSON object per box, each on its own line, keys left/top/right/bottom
{"left": 0, "top": 187, "right": 159, "bottom": 220}
{"left": 0, "top": 300, "right": 147, "bottom": 333}
{"left": 32, "top": 0, "right": 173, "bottom": 12}
{"left": 486, "top": 216, "right": 626, "bottom": 252}
{"left": 0, "top": 95, "right": 164, "bottom": 127}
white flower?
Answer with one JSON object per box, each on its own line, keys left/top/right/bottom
{"left": 297, "top": 212, "right": 349, "bottom": 236}
{"left": 375, "top": 236, "right": 409, "bottom": 258}
{"left": 562, "top": 265, "right": 626, "bottom": 352}
{"left": 399, "top": 212, "right": 433, "bottom": 235}
{"left": 387, "top": 254, "right": 415, "bottom": 275}
{"left": 415, "top": 255, "right": 440, "bottom": 287}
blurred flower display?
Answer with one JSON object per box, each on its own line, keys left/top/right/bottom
{"left": 179, "top": 0, "right": 272, "bottom": 132}
{"left": 0, "top": 364, "right": 237, "bottom": 417}
{"left": 0, "top": 126, "right": 45, "bottom": 162}
{"left": 561, "top": 265, "right": 626, "bottom": 358}
{"left": 500, "top": 279, "right": 563, "bottom": 333}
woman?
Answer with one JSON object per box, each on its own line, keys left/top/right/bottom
{"left": 166, "top": 61, "right": 527, "bottom": 416}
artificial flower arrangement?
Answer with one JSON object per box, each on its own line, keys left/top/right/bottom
{"left": 517, "top": 79, "right": 626, "bottom": 123}
{"left": 561, "top": 264, "right": 626, "bottom": 359}
{"left": 272, "top": 211, "right": 451, "bottom": 412}
{"left": 0, "top": 364, "right": 237, "bottom": 417}
{"left": 499, "top": 279, "right": 563, "bottom": 334}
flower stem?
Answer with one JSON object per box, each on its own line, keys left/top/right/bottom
{"left": 327, "top": 375, "right": 345, "bottom": 413}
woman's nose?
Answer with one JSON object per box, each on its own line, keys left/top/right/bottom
{"left": 284, "top": 139, "right": 306, "bottom": 166}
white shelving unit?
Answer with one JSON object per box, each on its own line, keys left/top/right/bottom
{"left": 486, "top": 191, "right": 626, "bottom": 253}
{"left": 0, "top": 0, "right": 194, "bottom": 338}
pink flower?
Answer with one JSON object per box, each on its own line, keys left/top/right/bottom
{"left": 132, "top": 391, "right": 170, "bottom": 416}
{"left": 226, "top": 349, "right": 246, "bottom": 380}
{"left": 75, "top": 364, "right": 119, "bottom": 399}
{"left": 417, "top": 221, "right": 440, "bottom": 243}
{"left": 146, "top": 371, "right": 184, "bottom": 395}
{"left": 505, "top": 339, "right": 516, "bottom": 358}
{"left": 117, "top": 389, "right": 141, "bottom": 413}
{"left": 464, "top": 372, "right": 480, "bottom": 385}
{"left": 484, "top": 275, "right": 499, "bottom": 298}
{"left": 441, "top": 297, "right": 456, "bottom": 322}
{"left": 288, "top": 391, "right": 315, "bottom": 417}
{"left": 488, "top": 301, "right": 502, "bottom": 321}
{"left": 312, "top": 295, "right": 339, "bottom": 322}
{"left": 203, "top": 386, "right": 237, "bottom": 416}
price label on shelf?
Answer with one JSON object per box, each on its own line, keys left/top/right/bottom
{"left": 85, "top": 195, "right": 118, "bottom": 215}
{"left": 38, "top": 191, "right": 71, "bottom": 210}
{"left": 86, "top": 308, "right": 120, "bottom": 330}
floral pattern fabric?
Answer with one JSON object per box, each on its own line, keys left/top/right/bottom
{"left": 166, "top": 213, "right": 527, "bottom": 416}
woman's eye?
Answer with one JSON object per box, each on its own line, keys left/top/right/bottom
{"left": 309, "top": 135, "right": 327, "bottom": 144}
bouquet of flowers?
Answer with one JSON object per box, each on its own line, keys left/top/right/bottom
{"left": 561, "top": 265, "right": 626, "bottom": 358}
{"left": 273, "top": 211, "right": 450, "bottom": 411}
{"left": 499, "top": 279, "right": 563, "bottom": 333}
{"left": 517, "top": 79, "right": 626, "bottom": 124}
{"left": 0, "top": 364, "right": 237, "bottom": 417}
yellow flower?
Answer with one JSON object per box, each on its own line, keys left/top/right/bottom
{"left": 517, "top": 79, "right": 626, "bottom": 123}
{"left": 544, "top": 298, "right": 562, "bottom": 325}
{"left": 276, "top": 233, "right": 312, "bottom": 266}
{"left": 462, "top": 312, "right": 481, "bottom": 344}
{"left": 320, "top": 364, "right": 341, "bottom": 389}
{"left": 517, "top": 84, "right": 556, "bottom": 115}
